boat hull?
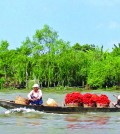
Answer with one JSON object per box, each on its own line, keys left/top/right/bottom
{"left": 0, "top": 99, "right": 120, "bottom": 114}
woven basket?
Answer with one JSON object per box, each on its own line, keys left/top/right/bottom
{"left": 83, "top": 103, "right": 96, "bottom": 108}
{"left": 15, "top": 96, "right": 29, "bottom": 105}
{"left": 96, "top": 103, "right": 109, "bottom": 108}
{"left": 66, "top": 103, "right": 79, "bottom": 107}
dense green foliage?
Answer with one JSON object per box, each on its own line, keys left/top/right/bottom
{"left": 0, "top": 25, "right": 120, "bottom": 89}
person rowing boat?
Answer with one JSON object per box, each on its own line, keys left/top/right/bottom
{"left": 112, "top": 95, "right": 120, "bottom": 107}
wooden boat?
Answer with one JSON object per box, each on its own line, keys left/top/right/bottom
{"left": 0, "top": 99, "right": 120, "bottom": 114}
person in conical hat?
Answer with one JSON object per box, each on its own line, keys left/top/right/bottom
{"left": 28, "top": 84, "right": 43, "bottom": 105}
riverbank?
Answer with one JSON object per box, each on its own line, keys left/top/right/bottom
{"left": 0, "top": 86, "right": 120, "bottom": 94}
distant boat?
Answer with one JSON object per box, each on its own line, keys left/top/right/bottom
{"left": 0, "top": 99, "right": 119, "bottom": 114}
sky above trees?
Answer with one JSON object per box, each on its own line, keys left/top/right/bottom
{"left": 0, "top": 0, "right": 120, "bottom": 51}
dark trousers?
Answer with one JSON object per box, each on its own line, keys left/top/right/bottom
{"left": 29, "top": 98, "right": 43, "bottom": 105}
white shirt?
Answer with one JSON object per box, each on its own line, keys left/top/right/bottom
{"left": 28, "top": 89, "right": 42, "bottom": 100}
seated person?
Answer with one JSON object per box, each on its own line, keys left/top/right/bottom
{"left": 112, "top": 95, "right": 120, "bottom": 107}
{"left": 28, "top": 84, "right": 43, "bottom": 105}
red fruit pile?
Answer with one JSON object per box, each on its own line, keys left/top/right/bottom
{"left": 65, "top": 92, "right": 83, "bottom": 104}
{"left": 96, "top": 94, "right": 110, "bottom": 105}
{"left": 64, "top": 92, "right": 110, "bottom": 106}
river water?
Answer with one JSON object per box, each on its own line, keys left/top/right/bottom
{"left": 0, "top": 90, "right": 120, "bottom": 134}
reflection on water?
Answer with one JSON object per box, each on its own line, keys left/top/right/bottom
{"left": 64, "top": 114, "right": 110, "bottom": 129}
{"left": 16, "top": 119, "right": 41, "bottom": 127}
